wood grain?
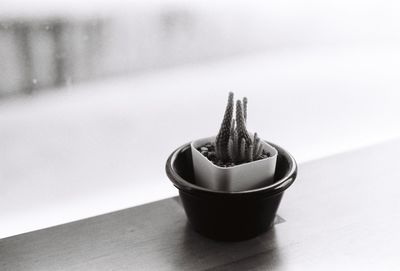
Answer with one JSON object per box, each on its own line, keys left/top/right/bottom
{"left": 1, "top": 139, "right": 400, "bottom": 270}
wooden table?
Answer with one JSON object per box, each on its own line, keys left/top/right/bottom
{"left": 1, "top": 139, "right": 400, "bottom": 270}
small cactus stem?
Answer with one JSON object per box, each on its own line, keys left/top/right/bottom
{"left": 253, "top": 133, "right": 260, "bottom": 160}
{"left": 243, "top": 97, "right": 248, "bottom": 122}
{"left": 215, "top": 92, "right": 234, "bottom": 162}
{"left": 232, "top": 129, "right": 239, "bottom": 163}
{"left": 236, "top": 100, "right": 252, "bottom": 150}
{"left": 230, "top": 118, "right": 236, "bottom": 139}
{"left": 214, "top": 141, "right": 220, "bottom": 160}
{"left": 228, "top": 138, "right": 234, "bottom": 162}
{"left": 253, "top": 132, "right": 259, "bottom": 145}
{"left": 255, "top": 142, "right": 263, "bottom": 159}
{"left": 240, "top": 138, "right": 246, "bottom": 162}
{"left": 248, "top": 144, "right": 254, "bottom": 162}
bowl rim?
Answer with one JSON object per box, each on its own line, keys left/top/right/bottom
{"left": 166, "top": 140, "right": 297, "bottom": 197}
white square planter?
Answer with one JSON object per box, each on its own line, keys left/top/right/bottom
{"left": 191, "top": 136, "right": 277, "bottom": 192}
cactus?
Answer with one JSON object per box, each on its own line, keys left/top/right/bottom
{"left": 215, "top": 92, "right": 234, "bottom": 162}
{"left": 236, "top": 100, "right": 252, "bottom": 147}
{"left": 207, "top": 92, "right": 267, "bottom": 166}
{"left": 243, "top": 97, "right": 248, "bottom": 122}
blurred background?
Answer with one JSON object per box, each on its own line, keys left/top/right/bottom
{"left": 1, "top": 0, "right": 400, "bottom": 238}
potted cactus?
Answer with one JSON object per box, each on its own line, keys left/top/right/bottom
{"left": 166, "top": 92, "right": 298, "bottom": 241}
{"left": 191, "top": 92, "right": 277, "bottom": 192}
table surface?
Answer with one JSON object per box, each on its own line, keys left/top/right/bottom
{"left": 1, "top": 139, "right": 400, "bottom": 270}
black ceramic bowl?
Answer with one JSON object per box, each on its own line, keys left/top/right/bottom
{"left": 166, "top": 141, "right": 297, "bottom": 241}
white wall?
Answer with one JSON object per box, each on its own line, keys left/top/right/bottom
{"left": 2, "top": 0, "right": 400, "bottom": 95}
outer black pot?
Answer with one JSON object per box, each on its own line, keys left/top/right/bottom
{"left": 166, "top": 141, "right": 297, "bottom": 241}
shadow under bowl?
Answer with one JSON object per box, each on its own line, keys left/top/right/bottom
{"left": 166, "top": 141, "right": 297, "bottom": 241}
